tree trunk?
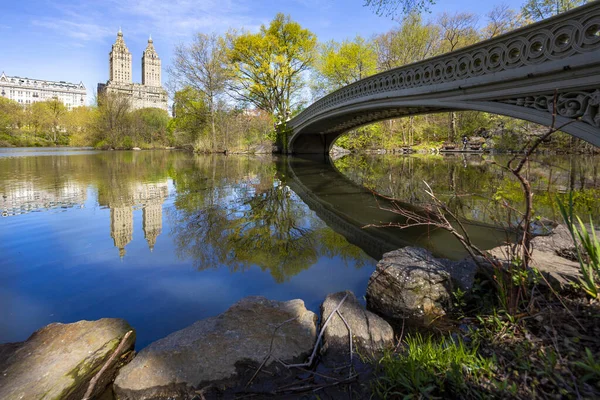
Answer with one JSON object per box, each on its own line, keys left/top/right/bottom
{"left": 448, "top": 112, "right": 457, "bottom": 142}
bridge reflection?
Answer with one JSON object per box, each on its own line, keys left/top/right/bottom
{"left": 284, "top": 155, "right": 507, "bottom": 260}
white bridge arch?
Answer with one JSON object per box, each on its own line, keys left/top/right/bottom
{"left": 286, "top": 2, "right": 600, "bottom": 153}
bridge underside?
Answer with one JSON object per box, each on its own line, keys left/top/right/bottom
{"left": 289, "top": 90, "right": 600, "bottom": 154}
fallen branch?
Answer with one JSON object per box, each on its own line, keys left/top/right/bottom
{"left": 284, "top": 292, "right": 349, "bottom": 369}
{"left": 82, "top": 330, "right": 133, "bottom": 400}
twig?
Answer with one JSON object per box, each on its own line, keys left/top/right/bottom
{"left": 284, "top": 292, "right": 349, "bottom": 369}
{"left": 335, "top": 309, "right": 353, "bottom": 378}
{"left": 82, "top": 330, "right": 133, "bottom": 400}
{"left": 246, "top": 316, "right": 299, "bottom": 387}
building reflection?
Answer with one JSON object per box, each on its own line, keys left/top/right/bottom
{"left": 1, "top": 178, "right": 168, "bottom": 258}
{"left": 1, "top": 182, "right": 87, "bottom": 217}
{"left": 105, "top": 181, "right": 168, "bottom": 257}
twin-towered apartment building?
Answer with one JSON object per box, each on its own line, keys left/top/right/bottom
{"left": 0, "top": 30, "right": 168, "bottom": 112}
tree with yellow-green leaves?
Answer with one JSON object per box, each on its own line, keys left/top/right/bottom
{"left": 521, "top": 0, "right": 589, "bottom": 21}
{"left": 314, "top": 36, "right": 377, "bottom": 93}
{"left": 227, "top": 13, "right": 317, "bottom": 120}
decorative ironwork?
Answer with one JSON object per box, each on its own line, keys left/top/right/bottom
{"left": 498, "top": 89, "right": 600, "bottom": 128}
{"left": 289, "top": 3, "right": 600, "bottom": 131}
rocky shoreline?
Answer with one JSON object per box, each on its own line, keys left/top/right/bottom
{"left": 0, "top": 224, "right": 585, "bottom": 399}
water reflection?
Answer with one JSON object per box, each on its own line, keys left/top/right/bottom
{"left": 104, "top": 182, "right": 168, "bottom": 257}
{"left": 169, "top": 156, "right": 369, "bottom": 282}
{"left": 0, "top": 150, "right": 376, "bottom": 347}
{"left": 1, "top": 149, "right": 598, "bottom": 348}
{"left": 334, "top": 153, "right": 600, "bottom": 225}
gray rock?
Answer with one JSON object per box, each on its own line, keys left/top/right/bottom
{"left": 0, "top": 318, "right": 135, "bottom": 400}
{"left": 488, "top": 224, "right": 582, "bottom": 286}
{"left": 114, "top": 296, "right": 317, "bottom": 399}
{"left": 320, "top": 291, "right": 394, "bottom": 366}
{"left": 531, "top": 223, "right": 575, "bottom": 254}
{"left": 366, "top": 247, "right": 463, "bottom": 323}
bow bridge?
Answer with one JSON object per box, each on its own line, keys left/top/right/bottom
{"left": 286, "top": 2, "right": 600, "bottom": 153}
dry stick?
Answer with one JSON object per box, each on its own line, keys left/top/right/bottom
{"left": 335, "top": 309, "right": 353, "bottom": 378}
{"left": 271, "top": 357, "right": 341, "bottom": 381}
{"left": 284, "top": 292, "right": 349, "bottom": 369}
{"left": 82, "top": 330, "right": 133, "bottom": 400}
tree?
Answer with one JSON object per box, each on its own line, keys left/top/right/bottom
{"left": 374, "top": 13, "right": 441, "bottom": 70}
{"left": 483, "top": 4, "right": 524, "bottom": 39}
{"left": 170, "top": 33, "right": 229, "bottom": 150}
{"left": 0, "top": 97, "right": 22, "bottom": 134}
{"left": 170, "top": 87, "right": 209, "bottom": 148}
{"left": 314, "top": 36, "right": 377, "bottom": 93}
{"left": 364, "top": 0, "right": 434, "bottom": 18}
{"left": 47, "top": 99, "right": 67, "bottom": 144}
{"left": 521, "top": 0, "right": 588, "bottom": 21}
{"left": 437, "top": 12, "right": 479, "bottom": 142}
{"left": 93, "top": 92, "right": 131, "bottom": 147}
{"left": 227, "top": 13, "right": 317, "bottom": 120}
{"left": 131, "top": 108, "right": 170, "bottom": 145}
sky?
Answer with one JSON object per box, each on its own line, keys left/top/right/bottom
{"left": 0, "top": 0, "right": 525, "bottom": 104}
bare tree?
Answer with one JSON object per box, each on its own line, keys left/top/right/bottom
{"left": 484, "top": 4, "right": 524, "bottom": 39}
{"left": 438, "top": 12, "right": 479, "bottom": 142}
{"left": 170, "top": 33, "right": 229, "bottom": 151}
{"left": 364, "top": 0, "right": 434, "bottom": 18}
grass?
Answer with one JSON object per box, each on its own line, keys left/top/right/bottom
{"left": 372, "top": 275, "right": 600, "bottom": 399}
{"left": 374, "top": 333, "right": 495, "bottom": 399}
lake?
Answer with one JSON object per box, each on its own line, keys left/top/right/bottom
{"left": 1, "top": 148, "right": 598, "bottom": 348}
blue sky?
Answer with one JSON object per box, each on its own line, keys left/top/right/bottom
{"left": 0, "top": 0, "right": 524, "bottom": 103}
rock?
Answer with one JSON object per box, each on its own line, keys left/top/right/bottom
{"left": 132, "top": 147, "right": 141, "bottom": 151}
{"left": 320, "top": 291, "right": 393, "bottom": 366}
{"left": 487, "top": 224, "right": 584, "bottom": 286}
{"left": 531, "top": 224, "right": 574, "bottom": 253}
{"left": 330, "top": 145, "right": 351, "bottom": 155}
{"left": 366, "top": 247, "right": 475, "bottom": 323}
{"left": 114, "top": 296, "right": 317, "bottom": 399}
{"left": 0, "top": 319, "right": 135, "bottom": 400}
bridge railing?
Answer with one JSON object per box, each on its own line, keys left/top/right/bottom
{"left": 289, "top": 2, "right": 600, "bottom": 130}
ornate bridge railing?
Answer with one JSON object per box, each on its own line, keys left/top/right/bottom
{"left": 287, "top": 2, "right": 600, "bottom": 151}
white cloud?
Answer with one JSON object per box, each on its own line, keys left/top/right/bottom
{"left": 31, "top": 19, "right": 114, "bottom": 41}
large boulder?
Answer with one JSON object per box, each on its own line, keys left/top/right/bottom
{"left": 114, "top": 296, "right": 317, "bottom": 399}
{"left": 366, "top": 247, "right": 476, "bottom": 323}
{"left": 320, "top": 291, "right": 394, "bottom": 366}
{"left": 0, "top": 318, "right": 135, "bottom": 400}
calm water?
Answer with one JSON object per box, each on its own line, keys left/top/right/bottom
{"left": 1, "top": 149, "right": 598, "bottom": 348}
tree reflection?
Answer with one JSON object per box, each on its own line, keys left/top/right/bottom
{"left": 170, "top": 155, "right": 369, "bottom": 282}
{"left": 334, "top": 154, "right": 600, "bottom": 225}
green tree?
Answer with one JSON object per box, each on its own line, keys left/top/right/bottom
{"left": 170, "top": 33, "right": 229, "bottom": 150}
{"left": 227, "top": 13, "right": 317, "bottom": 120}
{"left": 315, "top": 36, "right": 377, "bottom": 92}
{"left": 0, "top": 97, "right": 22, "bottom": 134}
{"left": 521, "top": 0, "right": 588, "bottom": 21}
{"left": 131, "top": 108, "right": 170, "bottom": 146}
{"left": 374, "top": 13, "right": 440, "bottom": 70}
{"left": 46, "top": 99, "right": 67, "bottom": 144}
{"left": 170, "top": 87, "right": 209, "bottom": 149}
{"left": 93, "top": 92, "right": 132, "bottom": 148}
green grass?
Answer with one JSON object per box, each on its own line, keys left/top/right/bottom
{"left": 373, "top": 333, "right": 495, "bottom": 399}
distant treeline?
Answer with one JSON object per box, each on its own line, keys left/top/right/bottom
{"left": 0, "top": 0, "right": 595, "bottom": 152}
